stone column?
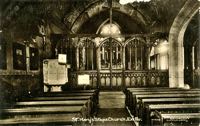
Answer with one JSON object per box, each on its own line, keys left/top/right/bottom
{"left": 122, "top": 46, "right": 126, "bottom": 89}
{"left": 169, "top": 35, "right": 185, "bottom": 88}
{"left": 76, "top": 48, "right": 79, "bottom": 70}
{"left": 146, "top": 37, "right": 151, "bottom": 70}
{"left": 96, "top": 47, "right": 101, "bottom": 88}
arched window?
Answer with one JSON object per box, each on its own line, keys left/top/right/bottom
{"left": 125, "top": 39, "right": 146, "bottom": 70}
{"left": 100, "top": 23, "right": 121, "bottom": 35}
{"left": 96, "top": 21, "right": 124, "bottom": 42}
{"left": 78, "top": 39, "right": 96, "bottom": 70}
{"left": 150, "top": 39, "right": 169, "bottom": 70}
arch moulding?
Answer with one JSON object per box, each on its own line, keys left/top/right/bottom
{"left": 168, "top": 0, "right": 199, "bottom": 88}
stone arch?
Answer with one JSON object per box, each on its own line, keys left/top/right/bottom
{"left": 68, "top": 0, "right": 148, "bottom": 33}
{"left": 168, "top": 0, "right": 199, "bottom": 88}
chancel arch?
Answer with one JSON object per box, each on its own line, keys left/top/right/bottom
{"left": 168, "top": 0, "right": 199, "bottom": 88}
{"left": 183, "top": 12, "right": 199, "bottom": 88}
{"left": 68, "top": 0, "right": 148, "bottom": 33}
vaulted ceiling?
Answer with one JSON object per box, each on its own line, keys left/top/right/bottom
{"left": 0, "top": 0, "right": 197, "bottom": 40}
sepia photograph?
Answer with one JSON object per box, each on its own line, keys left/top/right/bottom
{"left": 0, "top": 0, "right": 199, "bottom": 125}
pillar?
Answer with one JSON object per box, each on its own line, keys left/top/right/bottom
{"left": 169, "top": 39, "right": 184, "bottom": 88}
{"left": 96, "top": 47, "right": 101, "bottom": 88}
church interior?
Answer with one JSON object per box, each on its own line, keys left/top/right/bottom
{"left": 0, "top": 0, "right": 199, "bottom": 125}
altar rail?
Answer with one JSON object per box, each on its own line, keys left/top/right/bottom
{"left": 70, "top": 70, "right": 169, "bottom": 88}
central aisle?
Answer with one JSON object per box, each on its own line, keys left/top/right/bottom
{"left": 93, "top": 91, "right": 135, "bottom": 126}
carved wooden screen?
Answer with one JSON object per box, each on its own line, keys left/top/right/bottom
{"left": 100, "top": 39, "right": 122, "bottom": 69}
{"left": 125, "top": 39, "right": 146, "bottom": 70}
{"left": 79, "top": 40, "right": 96, "bottom": 70}
{"left": 13, "top": 42, "right": 26, "bottom": 70}
{"left": 0, "top": 37, "right": 7, "bottom": 69}
{"left": 30, "top": 47, "right": 39, "bottom": 70}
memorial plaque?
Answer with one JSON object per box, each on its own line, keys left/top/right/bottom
{"left": 43, "top": 59, "right": 68, "bottom": 85}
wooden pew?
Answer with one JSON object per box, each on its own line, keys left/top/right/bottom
{"left": 44, "top": 89, "right": 99, "bottom": 104}
{"left": 125, "top": 88, "right": 199, "bottom": 98}
{"left": 142, "top": 103, "right": 200, "bottom": 125}
{"left": 14, "top": 99, "right": 92, "bottom": 117}
{"left": 124, "top": 88, "right": 200, "bottom": 125}
{"left": 20, "top": 96, "right": 92, "bottom": 101}
{"left": 19, "top": 93, "right": 99, "bottom": 114}
{"left": 127, "top": 90, "right": 200, "bottom": 106}
{"left": 43, "top": 92, "right": 94, "bottom": 97}
{"left": 129, "top": 92, "right": 200, "bottom": 115}
{"left": 15, "top": 100, "right": 88, "bottom": 107}
{"left": 125, "top": 87, "right": 200, "bottom": 97}
{"left": 0, "top": 105, "right": 88, "bottom": 125}
{"left": 23, "top": 92, "right": 97, "bottom": 102}
{"left": 20, "top": 96, "right": 98, "bottom": 115}
{"left": 138, "top": 97, "right": 200, "bottom": 118}
{"left": 125, "top": 88, "right": 200, "bottom": 97}
{"left": 125, "top": 88, "right": 200, "bottom": 101}
{"left": 0, "top": 90, "right": 99, "bottom": 125}
{"left": 43, "top": 92, "right": 99, "bottom": 108}
{"left": 0, "top": 113, "right": 83, "bottom": 125}
{"left": 152, "top": 111, "right": 200, "bottom": 126}
{"left": 124, "top": 88, "right": 200, "bottom": 110}
{"left": 126, "top": 87, "right": 200, "bottom": 91}
{"left": 1, "top": 106, "right": 86, "bottom": 117}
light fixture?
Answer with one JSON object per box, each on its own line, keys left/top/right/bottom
{"left": 119, "top": 0, "right": 151, "bottom": 5}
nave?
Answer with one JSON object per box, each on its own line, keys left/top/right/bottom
{"left": 0, "top": 87, "right": 200, "bottom": 126}
{"left": 93, "top": 91, "right": 134, "bottom": 126}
